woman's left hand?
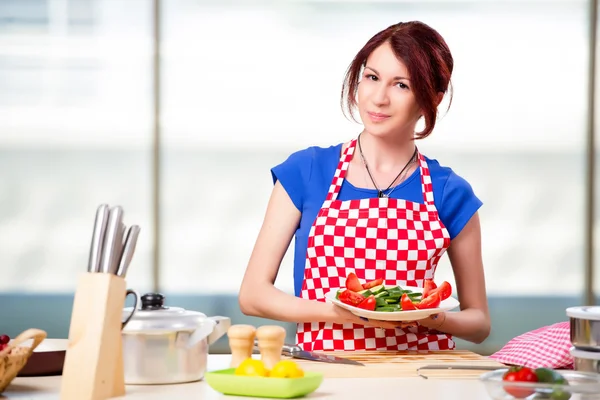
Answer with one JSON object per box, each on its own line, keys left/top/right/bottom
{"left": 400, "top": 313, "right": 446, "bottom": 330}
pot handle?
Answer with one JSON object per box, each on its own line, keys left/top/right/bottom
{"left": 207, "top": 316, "right": 231, "bottom": 346}
{"left": 187, "top": 319, "right": 217, "bottom": 349}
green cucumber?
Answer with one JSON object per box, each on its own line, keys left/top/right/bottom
{"left": 369, "top": 285, "right": 386, "bottom": 294}
{"left": 358, "top": 289, "right": 373, "bottom": 297}
{"left": 385, "top": 298, "right": 399, "bottom": 304}
{"left": 535, "top": 368, "right": 567, "bottom": 384}
{"left": 374, "top": 291, "right": 388, "bottom": 298}
{"left": 386, "top": 286, "right": 402, "bottom": 293}
{"left": 376, "top": 305, "right": 400, "bottom": 312}
{"left": 375, "top": 297, "right": 388, "bottom": 307}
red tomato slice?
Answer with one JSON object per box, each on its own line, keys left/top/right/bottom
{"left": 345, "top": 273, "right": 364, "bottom": 292}
{"left": 430, "top": 281, "right": 452, "bottom": 301}
{"left": 362, "top": 278, "right": 384, "bottom": 290}
{"left": 338, "top": 289, "right": 365, "bottom": 306}
{"left": 400, "top": 293, "right": 417, "bottom": 311}
{"left": 356, "top": 295, "right": 376, "bottom": 311}
{"left": 416, "top": 292, "right": 441, "bottom": 309}
{"left": 422, "top": 279, "right": 437, "bottom": 298}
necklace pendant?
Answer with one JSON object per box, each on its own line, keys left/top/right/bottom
{"left": 378, "top": 191, "right": 384, "bottom": 198}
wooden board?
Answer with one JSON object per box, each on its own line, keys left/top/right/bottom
{"left": 288, "top": 350, "right": 505, "bottom": 379}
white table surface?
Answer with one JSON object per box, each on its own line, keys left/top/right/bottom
{"left": 2, "top": 354, "right": 495, "bottom": 400}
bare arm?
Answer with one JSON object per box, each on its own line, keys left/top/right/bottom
{"left": 239, "top": 182, "right": 351, "bottom": 324}
{"left": 418, "top": 212, "right": 491, "bottom": 344}
{"left": 239, "top": 181, "right": 401, "bottom": 329}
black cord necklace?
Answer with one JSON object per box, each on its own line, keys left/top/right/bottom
{"left": 357, "top": 133, "right": 418, "bottom": 198}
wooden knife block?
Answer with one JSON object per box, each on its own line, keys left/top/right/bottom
{"left": 60, "top": 272, "right": 127, "bottom": 400}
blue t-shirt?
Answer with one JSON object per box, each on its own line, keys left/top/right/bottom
{"left": 271, "top": 143, "right": 483, "bottom": 297}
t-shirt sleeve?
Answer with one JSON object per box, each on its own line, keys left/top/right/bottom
{"left": 438, "top": 172, "right": 483, "bottom": 240}
{"left": 270, "top": 148, "right": 313, "bottom": 212}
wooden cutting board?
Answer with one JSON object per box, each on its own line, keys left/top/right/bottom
{"left": 288, "top": 350, "right": 505, "bottom": 379}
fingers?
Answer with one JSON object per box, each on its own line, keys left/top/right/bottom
{"left": 357, "top": 317, "right": 416, "bottom": 330}
{"left": 395, "top": 321, "right": 417, "bottom": 328}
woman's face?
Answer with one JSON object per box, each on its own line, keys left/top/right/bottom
{"left": 357, "top": 41, "right": 422, "bottom": 139}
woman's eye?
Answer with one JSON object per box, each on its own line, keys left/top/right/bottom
{"left": 365, "top": 74, "right": 378, "bottom": 81}
{"left": 397, "top": 82, "right": 409, "bottom": 89}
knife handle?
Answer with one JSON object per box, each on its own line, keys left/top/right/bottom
{"left": 252, "top": 338, "right": 301, "bottom": 355}
{"left": 281, "top": 343, "right": 303, "bottom": 355}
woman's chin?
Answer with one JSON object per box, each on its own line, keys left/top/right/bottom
{"left": 362, "top": 123, "right": 397, "bottom": 138}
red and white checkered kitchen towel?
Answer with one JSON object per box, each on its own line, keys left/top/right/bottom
{"left": 489, "top": 321, "right": 573, "bottom": 369}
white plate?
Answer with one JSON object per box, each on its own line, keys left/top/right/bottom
{"left": 324, "top": 285, "right": 460, "bottom": 322}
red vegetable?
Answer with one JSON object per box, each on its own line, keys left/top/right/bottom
{"left": 502, "top": 366, "right": 537, "bottom": 398}
{"left": 356, "top": 295, "right": 376, "bottom": 311}
{"left": 400, "top": 293, "right": 417, "bottom": 311}
{"left": 416, "top": 292, "right": 441, "bottom": 309}
{"left": 362, "top": 278, "right": 384, "bottom": 290}
{"left": 430, "top": 281, "right": 452, "bottom": 301}
{"left": 338, "top": 289, "right": 365, "bottom": 306}
{"left": 345, "top": 273, "right": 364, "bottom": 292}
{"left": 422, "top": 279, "right": 437, "bottom": 298}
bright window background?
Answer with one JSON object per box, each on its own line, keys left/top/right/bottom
{"left": 0, "top": 0, "right": 154, "bottom": 291}
{"left": 159, "top": 0, "right": 590, "bottom": 296}
{"left": 0, "top": 0, "right": 596, "bottom": 351}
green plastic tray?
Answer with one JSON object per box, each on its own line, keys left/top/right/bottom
{"left": 205, "top": 368, "right": 324, "bottom": 398}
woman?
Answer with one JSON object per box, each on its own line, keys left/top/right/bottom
{"left": 239, "top": 21, "right": 490, "bottom": 351}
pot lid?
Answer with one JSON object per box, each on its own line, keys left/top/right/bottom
{"left": 122, "top": 293, "right": 209, "bottom": 333}
{"left": 566, "top": 306, "right": 600, "bottom": 321}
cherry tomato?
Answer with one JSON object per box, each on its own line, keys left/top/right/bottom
{"left": 502, "top": 367, "right": 537, "bottom": 398}
{"left": 345, "top": 273, "right": 364, "bottom": 292}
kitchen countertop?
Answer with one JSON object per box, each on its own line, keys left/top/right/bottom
{"left": 2, "top": 354, "right": 495, "bottom": 400}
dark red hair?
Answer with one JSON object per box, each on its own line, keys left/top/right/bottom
{"left": 341, "top": 21, "right": 454, "bottom": 139}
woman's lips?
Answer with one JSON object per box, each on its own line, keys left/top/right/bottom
{"left": 367, "top": 111, "right": 390, "bottom": 122}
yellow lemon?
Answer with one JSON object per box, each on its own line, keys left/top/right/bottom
{"left": 269, "top": 360, "right": 305, "bottom": 378}
{"left": 234, "top": 358, "right": 269, "bottom": 377}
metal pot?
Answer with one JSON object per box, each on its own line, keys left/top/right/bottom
{"left": 570, "top": 347, "right": 600, "bottom": 373}
{"left": 121, "top": 292, "right": 231, "bottom": 385}
{"left": 566, "top": 306, "right": 600, "bottom": 351}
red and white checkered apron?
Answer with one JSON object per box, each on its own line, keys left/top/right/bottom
{"left": 296, "top": 138, "right": 453, "bottom": 351}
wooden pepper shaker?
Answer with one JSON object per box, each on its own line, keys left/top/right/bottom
{"left": 256, "top": 325, "right": 286, "bottom": 370}
{"left": 227, "top": 324, "right": 257, "bottom": 368}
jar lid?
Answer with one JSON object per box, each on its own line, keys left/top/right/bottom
{"left": 122, "top": 293, "right": 208, "bottom": 333}
{"left": 566, "top": 306, "right": 600, "bottom": 321}
{"left": 570, "top": 346, "right": 600, "bottom": 360}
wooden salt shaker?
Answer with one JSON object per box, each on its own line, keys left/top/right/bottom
{"left": 227, "top": 324, "right": 257, "bottom": 368}
{"left": 256, "top": 325, "right": 286, "bottom": 370}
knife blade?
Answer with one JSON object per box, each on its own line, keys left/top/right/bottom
{"left": 253, "top": 339, "right": 364, "bottom": 366}
{"left": 99, "top": 206, "right": 124, "bottom": 274}
{"left": 88, "top": 204, "right": 110, "bottom": 273}
{"left": 416, "top": 364, "right": 500, "bottom": 379}
{"left": 116, "top": 225, "right": 140, "bottom": 277}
